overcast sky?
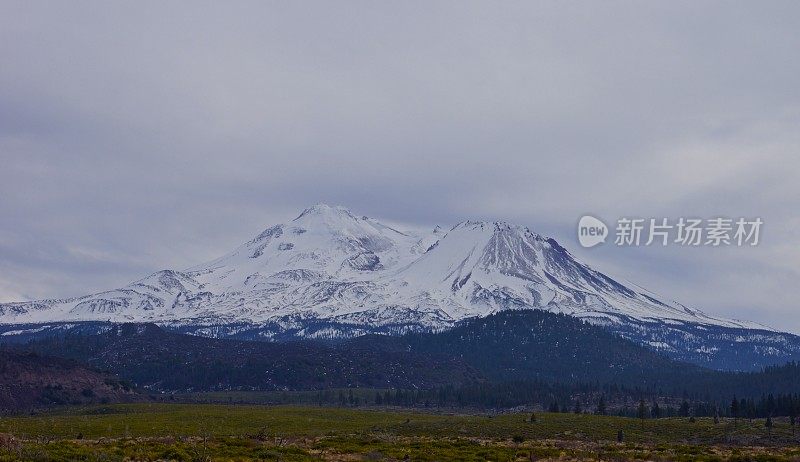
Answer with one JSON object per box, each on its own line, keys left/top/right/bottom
{"left": 1, "top": 2, "right": 799, "bottom": 331}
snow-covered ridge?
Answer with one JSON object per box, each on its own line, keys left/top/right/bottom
{"left": 0, "top": 204, "right": 769, "bottom": 333}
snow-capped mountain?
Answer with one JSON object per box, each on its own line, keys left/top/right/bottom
{"left": 1, "top": 204, "right": 798, "bottom": 370}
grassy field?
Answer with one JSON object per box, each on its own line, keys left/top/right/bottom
{"left": 1, "top": 403, "right": 799, "bottom": 461}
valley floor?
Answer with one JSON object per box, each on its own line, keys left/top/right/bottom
{"left": 1, "top": 404, "right": 799, "bottom": 461}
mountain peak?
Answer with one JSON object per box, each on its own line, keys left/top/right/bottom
{"left": 294, "top": 203, "right": 356, "bottom": 221}
{"left": 450, "top": 220, "right": 545, "bottom": 241}
{"left": 0, "top": 205, "right": 773, "bottom": 369}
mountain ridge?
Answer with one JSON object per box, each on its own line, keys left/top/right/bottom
{"left": 13, "top": 311, "right": 800, "bottom": 402}
{"left": 1, "top": 204, "right": 797, "bottom": 370}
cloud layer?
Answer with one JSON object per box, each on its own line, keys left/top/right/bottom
{"left": 2, "top": 2, "right": 799, "bottom": 330}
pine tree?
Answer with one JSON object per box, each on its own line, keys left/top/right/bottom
{"left": 767, "top": 394, "right": 776, "bottom": 416}
{"left": 731, "top": 396, "right": 739, "bottom": 425}
{"left": 597, "top": 395, "right": 607, "bottom": 416}
{"left": 742, "top": 398, "right": 751, "bottom": 422}
{"left": 679, "top": 400, "right": 690, "bottom": 417}
{"left": 637, "top": 399, "right": 647, "bottom": 421}
{"left": 651, "top": 400, "right": 661, "bottom": 419}
{"left": 766, "top": 415, "right": 774, "bottom": 439}
{"left": 549, "top": 401, "right": 559, "bottom": 413}
{"left": 574, "top": 399, "right": 582, "bottom": 414}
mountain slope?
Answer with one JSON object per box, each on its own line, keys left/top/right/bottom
{"left": 0, "top": 349, "right": 135, "bottom": 412}
{"left": 17, "top": 323, "right": 481, "bottom": 391}
{"left": 16, "top": 311, "right": 800, "bottom": 403}
{"left": 11, "top": 311, "right": 693, "bottom": 392}
{"left": 1, "top": 204, "right": 797, "bottom": 370}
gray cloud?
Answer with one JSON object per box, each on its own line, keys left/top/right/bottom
{"left": 2, "top": 2, "right": 799, "bottom": 329}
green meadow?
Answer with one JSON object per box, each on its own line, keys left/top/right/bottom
{"left": 1, "top": 403, "right": 798, "bottom": 461}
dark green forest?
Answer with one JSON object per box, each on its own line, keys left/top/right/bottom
{"left": 7, "top": 311, "right": 800, "bottom": 416}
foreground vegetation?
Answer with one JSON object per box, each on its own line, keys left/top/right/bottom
{"left": 2, "top": 403, "right": 800, "bottom": 461}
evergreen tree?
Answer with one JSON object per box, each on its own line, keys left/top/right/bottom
{"left": 637, "top": 399, "right": 648, "bottom": 420}
{"left": 766, "top": 415, "right": 774, "bottom": 439}
{"left": 597, "top": 395, "right": 607, "bottom": 416}
{"left": 651, "top": 400, "right": 661, "bottom": 419}
{"left": 679, "top": 400, "right": 690, "bottom": 417}
{"left": 741, "top": 398, "right": 750, "bottom": 421}
{"left": 573, "top": 399, "right": 582, "bottom": 414}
